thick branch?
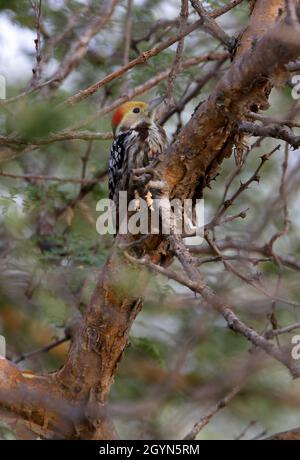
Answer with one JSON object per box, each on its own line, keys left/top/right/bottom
{"left": 239, "top": 121, "right": 300, "bottom": 148}
{"left": 0, "top": 359, "right": 117, "bottom": 439}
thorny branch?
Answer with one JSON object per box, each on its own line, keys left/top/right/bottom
{"left": 122, "top": 0, "right": 134, "bottom": 92}
{"left": 124, "top": 241, "right": 300, "bottom": 378}
{"left": 63, "top": 1, "right": 245, "bottom": 107}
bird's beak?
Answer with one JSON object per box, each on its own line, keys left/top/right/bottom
{"left": 147, "top": 95, "right": 165, "bottom": 115}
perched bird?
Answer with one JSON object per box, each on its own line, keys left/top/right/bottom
{"left": 109, "top": 99, "right": 168, "bottom": 217}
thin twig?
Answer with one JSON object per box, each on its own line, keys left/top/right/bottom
{"left": 184, "top": 384, "right": 242, "bottom": 439}
{"left": 63, "top": 20, "right": 203, "bottom": 106}
{"left": 208, "top": 0, "right": 244, "bottom": 18}
{"left": 63, "top": 0, "right": 239, "bottom": 107}
{"left": 30, "top": 0, "right": 43, "bottom": 88}
{"left": 191, "top": 238, "right": 300, "bottom": 272}
{"left": 235, "top": 421, "right": 257, "bottom": 440}
{"left": 124, "top": 248, "right": 300, "bottom": 377}
{"left": 166, "top": 0, "right": 189, "bottom": 108}
{"left": 207, "top": 145, "right": 280, "bottom": 230}
{"left": 122, "top": 0, "right": 134, "bottom": 92}
{"left": 49, "top": 0, "right": 120, "bottom": 89}
{"left": 66, "top": 52, "right": 228, "bottom": 132}
{"left": 0, "top": 171, "right": 100, "bottom": 184}
{"left": 268, "top": 143, "right": 290, "bottom": 249}
{"left": 14, "top": 336, "right": 69, "bottom": 364}
{"left": 205, "top": 235, "right": 300, "bottom": 310}
{"left": 0, "top": 130, "right": 113, "bottom": 147}
{"left": 239, "top": 122, "right": 300, "bottom": 148}
{"left": 41, "top": 5, "right": 89, "bottom": 66}
{"left": 247, "top": 111, "right": 300, "bottom": 129}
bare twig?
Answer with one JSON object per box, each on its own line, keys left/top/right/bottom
{"left": 247, "top": 111, "right": 300, "bottom": 129}
{"left": 166, "top": 0, "right": 189, "bottom": 108}
{"left": 66, "top": 52, "right": 228, "bottom": 131}
{"left": 265, "top": 322, "right": 300, "bottom": 339}
{"left": 205, "top": 235, "right": 300, "bottom": 310}
{"left": 191, "top": 238, "right": 300, "bottom": 272}
{"left": 0, "top": 171, "right": 100, "bottom": 184}
{"left": 268, "top": 143, "right": 290, "bottom": 250}
{"left": 265, "top": 426, "right": 300, "bottom": 440}
{"left": 14, "top": 336, "right": 69, "bottom": 364}
{"left": 208, "top": 0, "right": 245, "bottom": 18}
{"left": 160, "top": 59, "right": 225, "bottom": 125}
{"left": 49, "top": 0, "right": 120, "bottom": 89}
{"left": 41, "top": 6, "right": 89, "bottom": 66}
{"left": 64, "top": 0, "right": 242, "bottom": 107}
{"left": 184, "top": 384, "right": 242, "bottom": 439}
{"left": 122, "top": 0, "right": 134, "bottom": 92}
{"left": 287, "top": 60, "right": 300, "bottom": 72}
{"left": 207, "top": 145, "right": 280, "bottom": 230}
{"left": 0, "top": 130, "right": 113, "bottom": 147}
{"left": 235, "top": 421, "right": 258, "bottom": 440}
{"left": 63, "top": 20, "right": 203, "bottom": 106}
{"left": 124, "top": 247, "right": 300, "bottom": 377}
{"left": 30, "top": 0, "right": 43, "bottom": 88}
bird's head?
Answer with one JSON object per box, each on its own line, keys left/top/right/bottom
{"left": 111, "top": 97, "right": 164, "bottom": 135}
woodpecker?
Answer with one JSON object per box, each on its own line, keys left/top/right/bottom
{"left": 109, "top": 99, "right": 168, "bottom": 215}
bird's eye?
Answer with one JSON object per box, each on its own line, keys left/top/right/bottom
{"left": 133, "top": 107, "right": 140, "bottom": 113}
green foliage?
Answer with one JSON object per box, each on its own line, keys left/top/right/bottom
{"left": 6, "top": 101, "right": 66, "bottom": 140}
{"left": 131, "top": 336, "right": 166, "bottom": 368}
{"left": 33, "top": 288, "right": 67, "bottom": 325}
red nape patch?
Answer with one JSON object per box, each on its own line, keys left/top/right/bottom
{"left": 112, "top": 107, "right": 124, "bottom": 129}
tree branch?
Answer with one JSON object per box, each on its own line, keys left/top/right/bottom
{"left": 265, "top": 427, "right": 300, "bottom": 440}
{"left": 49, "top": 0, "right": 120, "bottom": 89}
{"left": 239, "top": 121, "right": 300, "bottom": 148}
{"left": 63, "top": 0, "right": 246, "bottom": 107}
